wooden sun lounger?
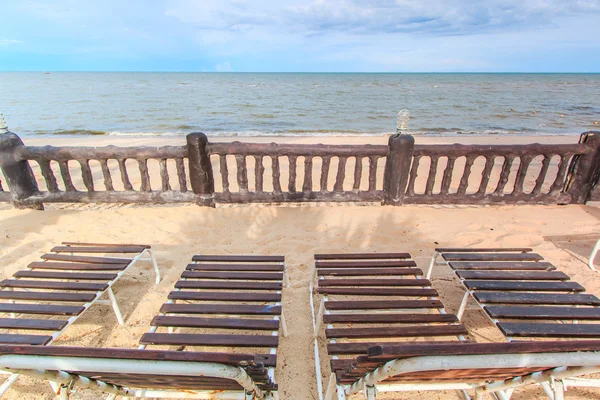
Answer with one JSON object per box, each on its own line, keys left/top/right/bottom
{"left": 311, "top": 252, "right": 468, "bottom": 400}
{"left": 0, "top": 242, "right": 159, "bottom": 395}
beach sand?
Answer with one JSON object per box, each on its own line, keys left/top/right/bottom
{"left": 1, "top": 134, "right": 599, "bottom": 399}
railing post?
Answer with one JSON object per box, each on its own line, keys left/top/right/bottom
{"left": 383, "top": 134, "right": 415, "bottom": 205}
{"left": 0, "top": 132, "right": 43, "bottom": 209}
{"left": 186, "top": 132, "right": 215, "bottom": 207}
{"left": 566, "top": 131, "right": 600, "bottom": 204}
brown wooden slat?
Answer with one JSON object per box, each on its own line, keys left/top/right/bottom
{"left": 316, "top": 260, "right": 417, "bottom": 268}
{"left": 62, "top": 242, "right": 151, "bottom": 249}
{"left": 14, "top": 271, "right": 117, "bottom": 281}
{"left": 442, "top": 253, "right": 543, "bottom": 262}
{"left": 474, "top": 292, "right": 600, "bottom": 306}
{"left": 448, "top": 261, "right": 556, "bottom": 271}
{"left": 0, "top": 291, "right": 96, "bottom": 302}
{"left": 175, "top": 281, "right": 282, "bottom": 291}
{"left": 41, "top": 254, "right": 131, "bottom": 265}
{"left": 486, "top": 306, "right": 600, "bottom": 320}
{"left": 315, "top": 253, "right": 411, "bottom": 260}
{"left": 151, "top": 316, "right": 279, "bottom": 331}
{"left": 317, "top": 268, "right": 423, "bottom": 277}
{"left": 186, "top": 263, "right": 284, "bottom": 272}
{"left": 326, "top": 325, "right": 468, "bottom": 339}
{"left": 436, "top": 248, "right": 532, "bottom": 253}
{"left": 325, "top": 300, "right": 443, "bottom": 310}
{"left": 160, "top": 304, "right": 281, "bottom": 315}
{"left": 0, "top": 280, "right": 108, "bottom": 291}
{"left": 319, "top": 279, "right": 429, "bottom": 287}
{"left": 192, "top": 255, "right": 284, "bottom": 262}
{"left": 317, "top": 288, "right": 437, "bottom": 297}
{"left": 140, "top": 333, "right": 278, "bottom": 348}
{"left": 328, "top": 341, "right": 463, "bottom": 356}
{"left": 323, "top": 313, "right": 458, "bottom": 324}
{"left": 464, "top": 280, "right": 584, "bottom": 292}
{"left": 0, "top": 303, "right": 84, "bottom": 315}
{"left": 28, "top": 262, "right": 127, "bottom": 271}
{"left": 0, "top": 318, "right": 67, "bottom": 331}
{"left": 180, "top": 271, "right": 283, "bottom": 281}
{"left": 456, "top": 270, "right": 569, "bottom": 281}
{"left": 168, "top": 291, "right": 281, "bottom": 302}
{"left": 498, "top": 322, "right": 600, "bottom": 338}
{"left": 0, "top": 334, "right": 52, "bottom": 345}
{"left": 51, "top": 246, "right": 146, "bottom": 254}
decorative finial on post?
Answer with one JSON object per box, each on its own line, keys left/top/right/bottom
{"left": 0, "top": 113, "right": 8, "bottom": 134}
{"left": 396, "top": 109, "right": 410, "bottom": 134}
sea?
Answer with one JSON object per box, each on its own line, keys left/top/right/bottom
{"left": 0, "top": 72, "right": 599, "bottom": 138}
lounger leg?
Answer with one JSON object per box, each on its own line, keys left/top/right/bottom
{"left": 0, "top": 374, "right": 19, "bottom": 397}
{"left": 279, "top": 312, "right": 288, "bottom": 338}
{"left": 427, "top": 251, "right": 439, "bottom": 279}
{"left": 315, "top": 298, "right": 325, "bottom": 333}
{"left": 55, "top": 382, "right": 70, "bottom": 400}
{"left": 553, "top": 380, "right": 565, "bottom": 400}
{"left": 363, "top": 385, "right": 377, "bottom": 400}
{"left": 540, "top": 381, "right": 555, "bottom": 400}
{"left": 147, "top": 249, "right": 161, "bottom": 284}
{"left": 107, "top": 288, "right": 125, "bottom": 325}
{"left": 589, "top": 239, "right": 600, "bottom": 272}
{"left": 324, "top": 373, "right": 336, "bottom": 400}
{"left": 336, "top": 385, "right": 347, "bottom": 400}
{"left": 456, "top": 291, "right": 470, "bottom": 321}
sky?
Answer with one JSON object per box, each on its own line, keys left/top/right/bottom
{"left": 1, "top": 0, "right": 600, "bottom": 72}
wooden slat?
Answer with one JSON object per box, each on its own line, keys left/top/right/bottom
{"left": 192, "top": 255, "right": 284, "bottom": 262}
{"left": 0, "top": 303, "right": 84, "bottom": 315}
{"left": 327, "top": 342, "right": 469, "bottom": 356}
{"left": 498, "top": 322, "right": 600, "bottom": 338}
{"left": 315, "top": 253, "right": 411, "bottom": 260}
{"left": 186, "top": 263, "right": 284, "bottom": 272}
{"left": 474, "top": 292, "right": 600, "bottom": 306}
{"left": 464, "top": 280, "right": 584, "bottom": 292}
{"left": 0, "top": 291, "right": 96, "bottom": 302}
{"left": 28, "top": 261, "right": 127, "bottom": 271}
{"left": 140, "top": 333, "right": 278, "bottom": 348}
{"left": 448, "top": 261, "right": 556, "bottom": 271}
{"left": 316, "top": 260, "right": 417, "bottom": 268}
{"left": 323, "top": 313, "right": 458, "bottom": 324}
{"left": 317, "top": 288, "right": 438, "bottom": 297}
{"left": 0, "top": 334, "right": 52, "bottom": 345}
{"left": 456, "top": 270, "right": 569, "bottom": 281}
{"left": 319, "top": 279, "right": 429, "bottom": 287}
{"left": 14, "top": 271, "right": 117, "bottom": 281}
{"left": 325, "top": 300, "right": 442, "bottom": 310}
{"left": 51, "top": 246, "right": 146, "bottom": 254}
{"left": 326, "top": 325, "right": 468, "bottom": 339}
{"left": 0, "top": 280, "right": 108, "bottom": 291}
{"left": 168, "top": 291, "right": 281, "bottom": 302}
{"left": 486, "top": 306, "right": 600, "bottom": 320}
{"left": 180, "top": 271, "right": 283, "bottom": 281}
{"left": 151, "top": 316, "right": 279, "bottom": 331}
{"left": 442, "top": 253, "right": 543, "bottom": 262}
{"left": 317, "top": 268, "right": 423, "bottom": 276}
{"left": 0, "top": 318, "right": 67, "bottom": 331}
{"left": 436, "top": 248, "right": 532, "bottom": 253}
{"left": 175, "top": 281, "right": 282, "bottom": 291}
{"left": 41, "top": 254, "right": 131, "bottom": 265}
{"left": 160, "top": 304, "right": 281, "bottom": 315}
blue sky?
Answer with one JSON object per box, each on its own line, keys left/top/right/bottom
{"left": 1, "top": 0, "right": 600, "bottom": 72}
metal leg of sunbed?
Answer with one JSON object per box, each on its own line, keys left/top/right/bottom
{"left": 107, "top": 287, "right": 125, "bottom": 325}
{"left": 589, "top": 239, "right": 600, "bottom": 272}
{"left": 337, "top": 385, "right": 347, "bottom": 400}
{"left": 324, "top": 373, "right": 336, "bottom": 400}
{"left": 363, "top": 385, "right": 377, "bottom": 399}
{"left": 278, "top": 312, "right": 288, "bottom": 338}
{"left": 56, "top": 382, "right": 70, "bottom": 400}
{"left": 540, "top": 381, "right": 554, "bottom": 399}
{"left": 456, "top": 291, "right": 470, "bottom": 321}
{"left": 0, "top": 373, "right": 19, "bottom": 397}
{"left": 426, "top": 251, "right": 440, "bottom": 279}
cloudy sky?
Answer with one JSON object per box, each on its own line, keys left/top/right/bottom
{"left": 1, "top": 0, "right": 600, "bottom": 72}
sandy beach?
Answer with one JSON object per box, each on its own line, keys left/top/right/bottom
{"left": 1, "top": 134, "right": 600, "bottom": 399}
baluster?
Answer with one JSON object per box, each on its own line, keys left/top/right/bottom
{"left": 38, "top": 159, "right": 59, "bottom": 193}
{"left": 406, "top": 155, "right": 421, "bottom": 196}
{"left": 477, "top": 156, "right": 495, "bottom": 195}
{"left": 159, "top": 159, "right": 171, "bottom": 192}
{"left": 117, "top": 159, "right": 133, "bottom": 191}
{"left": 303, "top": 156, "right": 313, "bottom": 192}
{"left": 175, "top": 158, "right": 188, "bottom": 192}
{"left": 78, "top": 160, "right": 94, "bottom": 192}
{"left": 493, "top": 156, "right": 514, "bottom": 195}
{"left": 99, "top": 159, "right": 114, "bottom": 191}
{"left": 219, "top": 155, "right": 229, "bottom": 193}
{"left": 57, "top": 161, "right": 76, "bottom": 192}
{"left": 138, "top": 159, "right": 151, "bottom": 192}
{"left": 255, "top": 156, "right": 264, "bottom": 193}
{"left": 288, "top": 156, "right": 297, "bottom": 193}
{"left": 440, "top": 156, "right": 456, "bottom": 195}
{"left": 320, "top": 156, "right": 331, "bottom": 191}
{"left": 531, "top": 155, "right": 551, "bottom": 196}
{"left": 457, "top": 155, "right": 476, "bottom": 195}
{"left": 368, "top": 156, "right": 378, "bottom": 192}
{"left": 424, "top": 156, "right": 439, "bottom": 195}
{"left": 512, "top": 155, "right": 533, "bottom": 195}
{"left": 353, "top": 156, "right": 362, "bottom": 192}
{"left": 334, "top": 156, "right": 347, "bottom": 192}
{"left": 236, "top": 155, "right": 248, "bottom": 193}
{"left": 550, "top": 155, "right": 570, "bottom": 195}
{"left": 272, "top": 156, "right": 282, "bottom": 194}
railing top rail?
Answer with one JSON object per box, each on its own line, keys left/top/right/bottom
{"left": 207, "top": 141, "right": 389, "bottom": 157}
{"left": 15, "top": 145, "right": 188, "bottom": 161}
{"left": 413, "top": 143, "right": 591, "bottom": 156}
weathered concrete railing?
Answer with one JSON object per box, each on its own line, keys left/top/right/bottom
{"left": 0, "top": 131, "right": 599, "bottom": 209}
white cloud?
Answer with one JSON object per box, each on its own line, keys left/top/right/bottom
{"left": 0, "top": 39, "right": 22, "bottom": 45}
{"left": 215, "top": 61, "right": 233, "bottom": 71}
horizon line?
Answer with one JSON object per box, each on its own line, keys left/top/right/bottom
{"left": 1, "top": 70, "right": 600, "bottom": 74}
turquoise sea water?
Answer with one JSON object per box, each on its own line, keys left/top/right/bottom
{"left": 0, "top": 72, "right": 599, "bottom": 137}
